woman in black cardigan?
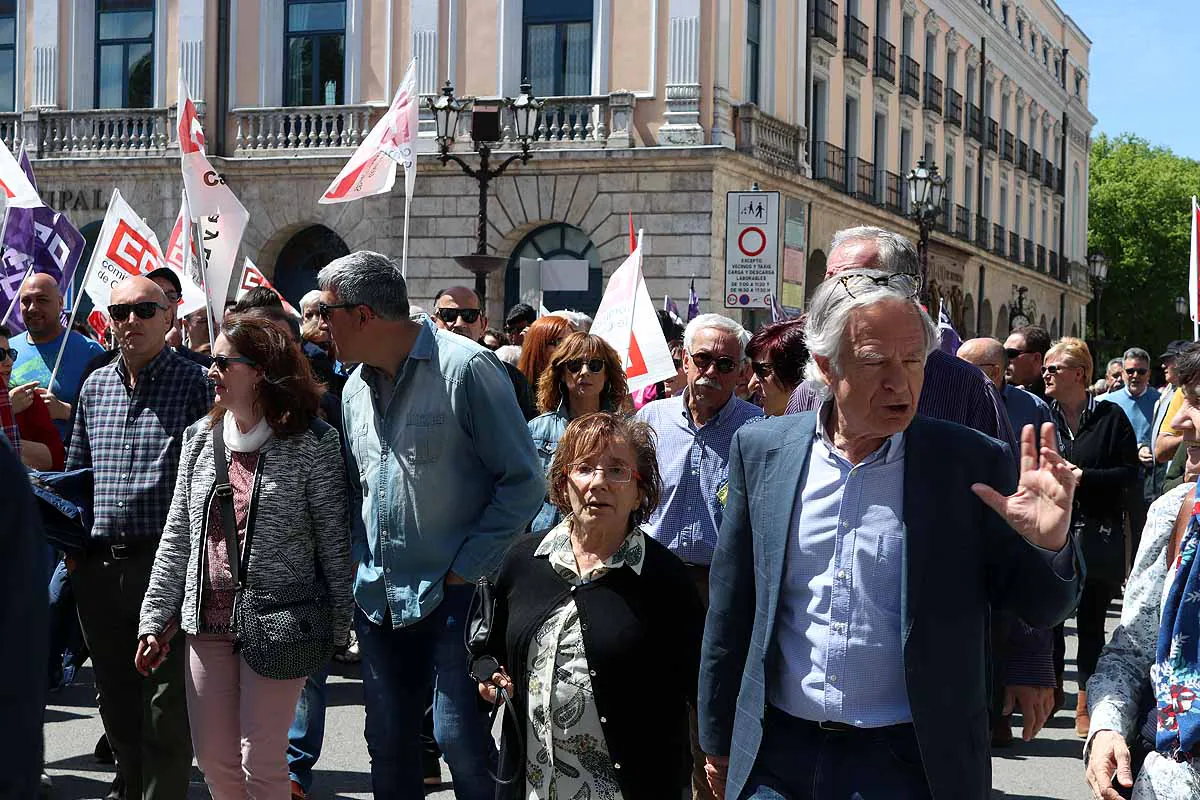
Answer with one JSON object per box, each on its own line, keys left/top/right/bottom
{"left": 479, "top": 412, "right": 704, "bottom": 800}
{"left": 1043, "top": 337, "right": 1138, "bottom": 738}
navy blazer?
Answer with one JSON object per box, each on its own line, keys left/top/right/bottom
{"left": 698, "top": 412, "right": 1082, "bottom": 800}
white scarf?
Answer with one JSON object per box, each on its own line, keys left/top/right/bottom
{"left": 222, "top": 411, "right": 273, "bottom": 453}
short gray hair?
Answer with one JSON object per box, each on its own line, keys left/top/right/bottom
{"left": 1106, "top": 358, "right": 1123, "bottom": 373}
{"left": 683, "top": 313, "right": 750, "bottom": 362}
{"left": 299, "top": 290, "right": 322, "bottom": 313}
{"left": 317, "top": 251, "right": 409, "bottom": 321}
{"left": 1123, "top": 347, "right": 1151, "bottom": 363}
{"left": 804, "top": 269, "right": 938, "bottom": 381}
{"left": 830, "top": 226, "right": 920, "bottom": 276}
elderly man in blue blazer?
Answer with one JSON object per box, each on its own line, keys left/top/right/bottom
{"left": 698, "top": 269, "right": 1082, "bottom": 800}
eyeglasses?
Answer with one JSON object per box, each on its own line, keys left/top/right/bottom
{"left": 689, "top": 351, "right": 738, "bottom": 374}
{"left": 317, "top": 302, "right": 358, "bottom": 320}
{"left": 1004, "top": 348, "right": 1030, "bottom": 360}
{"left": 435, "top": 308, "right": 482, "bottom": 325}
{"left": 1042, "top": 364, "right": 1080, "bottom": 376}
{"left": 108, "top": 301, "right": 167, "bottom": 321}
{"left": 211, "top": 355, "right": 257, "bottom": 372}
{"left": 751, "top": 362, "right": 775, "bottom": 380}
{"left": 1125, "top": 367, "right": 1148, "bottom": 377}
{"left": 564, "top": 357, "right": 605, "bottom": 375}
{"left": 567, "top": 463, "right": 639, "bottom": 484}
{"left": 0, "top": 347, "right": 16, "bottom": 361}
{"left": 836, "top": 271, "right": 922, "bottom": 300}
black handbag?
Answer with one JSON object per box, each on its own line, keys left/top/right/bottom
{"left": 465, "top": 575, "right": 522, "bottom": 785}
{"left": 1074, "top": 512, "right": 1127, "bottom": 586}
{"left": 212, "top": 420, "right": 336, "bottom": 681}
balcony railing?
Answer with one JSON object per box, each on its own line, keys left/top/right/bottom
{"left": 945, "top": 88, "right": 963, "bottom": 128}
{"left": 966, "top": 103, "right": 982, "bottom": 141}
{"left": 845, "top": 15, "right": 869, "bottom": 66}
{"left": 1001, "top": 131, "right": 1014, "bottom": 163}
{"left": 1031, "top": 149, "right": 1042, "bottom": 182}
{"left": 36, "top": 107, "right": 178, "bottom": 158}
{"left": 985, "top": 118, "right": 999, "bottom": 152}
{"left": 1024, "top": 238, "right": 1035, "bottom": 267}
{"left": 924, "top": 74, "right": 943, "bottom": 115}
{"left": 734, "top": 103, "right": 806, "bottom": 172}
{"left": 1056, "top": 166, "right": 1064, "bottom": 195}
{"left": 900, "top": 56, "right": 921, "bottom": 100}
{"left": 992, "top": 223, "right": 1006, "bottom": 255}
{"left": 1043, "top": 157, "right": 1054, "bottom": 186}
{"left": 1036, "top": 244, "right": 1047, "bottom": 272}
{"left": 954, "top": 204, "right": 971, "bottom": 240}
{"left": 975, "top": 213, "right": 989, "bottom": 249}
{"left": 809, "top": 0, "right": 839, "bottom": 45}
{"left": 1049, "top": 250, "right": 1059, "bottom": 278}
{"left": 849, "top": 156, "right": 875, "bottom": 199}
{"left": 1008, "top": 231, "right": 1021, "bottom": 263}
{"left": 874, "top": 36, "right": 896, "bottom": 84}
{"left": 524, "top": 94, "right": 635, "bottom": 146}
{"left": 937, "top": 198, "right": 952, "bottom": 233}
{"left": 233, "top": 104, "right": 377, "bottom": 154}
{"left": 881, "top": 170, "right": 902, "bottom": 213}
{"left": 1017, "top": 140, "right": 1029, "bottom": 173}
{"left": 812, "top": 140, "right": 846, "bottom": 190}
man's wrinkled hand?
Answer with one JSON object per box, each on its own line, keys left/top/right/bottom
{"left": 1003, "top": 684, "right": 1055, "bottom": 741}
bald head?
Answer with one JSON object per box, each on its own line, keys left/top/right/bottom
{"left": 109, "top": 276, "right": 171, "bottom": 370}
{"left": 19, "top": 272, "right": 65, "bottom": 341}
{"left": 111, "top": 276, "right": 169, "bottom": 306}
{"left": 957, "top": 337, "right": 1007, "bottom": 389}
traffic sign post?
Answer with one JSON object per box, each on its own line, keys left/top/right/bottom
{"left": 724, "top": 191, "right": 780, "bottom": 309}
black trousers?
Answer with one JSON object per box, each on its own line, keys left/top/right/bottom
{"left": 1076, "top": 578, "right": 1122, "bottom": 689}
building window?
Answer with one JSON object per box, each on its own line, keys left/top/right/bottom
{"left": 0, "top": 0, "right": 14, "bottom": 112}
{"left": 1075, "top": 71, "right": 1083, "bottom": 98}
{"left": 1030, "top": 33, "right": 1036, "bottom": 55}
{"left": 284, "top": 0, "right": 346, "bottom": 106}
{"left": 1042, "top": 45, "right": 1049, "bottom": 67}
{"left": 505, "top": 223, "right": 602, "bottom": 314}
{"left": 1017, "top": 18, "right": 1024, "bottom": 42}
{"left": 1001, "top": 3, "right": 1009, "bottom": 27}
{"left": 747, "top": 0, "right": 761, "bottom": 104}
{"left": 96, "top": 0, "right": 155, "bottom": 109}
{"left": 523, "top": 0, "right": 592, "bottom": 97}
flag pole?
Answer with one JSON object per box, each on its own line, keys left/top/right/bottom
{"left": 1, "top": 264, "right": 34, "bottom": 325}
{"left": 401, "top": 191, "right": 411, "bottom": 280}
{"left": 625, "top": 229, "right": 644, "bottom": 367}
{"left": 193, "top": 215, "right": 217, "bottom": 349}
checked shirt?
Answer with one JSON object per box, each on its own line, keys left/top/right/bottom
{"left": 67, "top": 347, "right": 212, "bottom": 543}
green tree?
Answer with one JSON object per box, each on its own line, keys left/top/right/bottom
{"left": 1089, "top": 133, "right": 1200, "bottom": 365}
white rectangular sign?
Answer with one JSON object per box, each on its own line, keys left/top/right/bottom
{"left": 724, "top": 191, "right": 780, "bottom": 309}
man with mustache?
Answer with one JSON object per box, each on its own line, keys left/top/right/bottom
{"left": 636, "top": 312, "right": 762, "bottom": 799}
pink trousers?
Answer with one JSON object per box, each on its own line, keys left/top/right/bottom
{"left": 184, "top": 634, "right": 305, "bottom": 800}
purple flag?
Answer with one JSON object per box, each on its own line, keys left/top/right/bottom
{"left": 937, "top": 301, "right": 962, "bottom": 355}
{"left": 17, "top": 146, "right": 36, "bottom": 191}
{"left": 0, "top": 206, "right": 85, "bottom": 332}
{"left": 770, "top": 294, "right": 789, "bottom": 323}
{"left": 663, "top": 294, "right": 682, "bottom": 325}
{"left": 687, "top": 278, "right": 700, "bottom": 321}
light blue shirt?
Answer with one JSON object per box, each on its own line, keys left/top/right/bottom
{"left": 1099, "top": 385, "right": 1160, "bottom": 447}
{"left": 635, "top": 391, "right": 763, "bottom": 565}
{"left": 342, "top": 320, "right": 544, "bottom": 628}
{"left": 769, "top": 404, "right": 910, "bottom": 727}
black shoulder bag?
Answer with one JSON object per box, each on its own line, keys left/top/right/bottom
{"left": 465, "top": 575, "right": 523, "bottom": 785}
{"left": 212, "top": 420, "right": 336, "bottom": 681}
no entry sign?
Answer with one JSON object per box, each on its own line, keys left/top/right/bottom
{"left": 724, "top": 191, "right": 780, "bottom": 308}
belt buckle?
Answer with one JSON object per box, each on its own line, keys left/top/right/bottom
{"left": 818, "top": 720, "right": 855, "bottom": 733}
{"left": 110, "top": 543, "right": 130, "bottom": 561}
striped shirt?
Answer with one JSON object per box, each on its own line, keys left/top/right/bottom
{"left": 67, "top": 347, "right": 212, "bottom": 543}
{"left": 635, "top": 391, "right": 762, "bottom": 565}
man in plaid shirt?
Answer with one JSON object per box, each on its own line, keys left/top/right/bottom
{"left": 67, "top": 277, "right": 211, "bottom": 800}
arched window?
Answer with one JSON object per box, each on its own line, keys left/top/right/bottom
{"left": 285, "top": 0, "right": 347, "bottom": 106}
{"left": 273, "top": 225, "right": 350, "bottom": 305}
{"left": 523, "top": 0, "right": 592, "bottom": 96}
{"left": 505, "top": 223, "right": 602, "bottom": 314}
{"left": 979, "top": 299, "right": 993, "bottom": 337}
{"left": 96, "top": 0, "right": 155, "bottom": 108}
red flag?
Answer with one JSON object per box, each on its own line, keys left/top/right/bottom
{"left": 628, "top": 213, "right": 636, "bottom": 255}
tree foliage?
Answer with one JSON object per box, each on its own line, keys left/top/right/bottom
{"left": 1088, "top": 133, "right": 1200, "bottom": 363}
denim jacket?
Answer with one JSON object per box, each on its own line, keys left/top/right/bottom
{"left": 527, "top": 400, "right": 571, "bottom": 531}
{"left": 342, "top": 320, "right": 544, "bottom": 628}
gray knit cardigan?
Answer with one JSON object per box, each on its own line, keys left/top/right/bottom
{"left": 138, "top": 416, "right": 353, "bottom": 646}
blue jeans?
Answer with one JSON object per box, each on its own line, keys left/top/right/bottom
{"left": 740, "top": 707, "right": 931, "bottom": 800}
{"left": 287, "top": 663, "right": 330, "bottom": 793}
{"left": 47, "top": 556, "right": 85, "bottom": 687}
{"left": 355, "top": 585, "right": 494, "bottom": 800}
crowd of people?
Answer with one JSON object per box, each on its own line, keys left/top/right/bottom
{"left": 3, "top": 224, "right": 1200, "bottom": 800}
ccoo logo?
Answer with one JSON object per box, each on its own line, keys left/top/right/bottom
{"left": 107, "top": 220, "right": 158, "bottom": 275}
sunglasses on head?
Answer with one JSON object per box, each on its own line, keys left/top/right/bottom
{"left": 1004, "top": 348, "right": 1029, "bottom": 360}
{"left": 751, "top": 362, "right": 775, "bottom": 380}
{"left": 0, "top": 347, "right": 16, "bottom": 361}
{"left": 211, "top": 354, "right": 257, "bottom": 372}
{"left": 1126, "top": 367, "right": 1148, "bottom": 377}
{"left": 108, "top": 301, "right": 166, "bottom": 321}
{"left": 689, "top": 351, "right": 738, "bottom": 374}
{"left": 436, "top": 308, "right": 482, "bottom": 325}
{"left": 564, "top": 357, "right": 605, "bottom": 375}
{"left": 317, "top": 301, "right": 358, "bottom": 320}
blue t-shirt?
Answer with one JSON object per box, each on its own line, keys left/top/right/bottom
{"left": 11, "top": 329, "right": 105, "bottom": 438}
{"left": 1098, "top": 385, "right": 1161, "bottom": 447}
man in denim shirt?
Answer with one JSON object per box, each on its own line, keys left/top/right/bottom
{"left": 318, "top": 252, "right": 543, "bottom": 799}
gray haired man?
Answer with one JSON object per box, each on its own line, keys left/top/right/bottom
{"left": 1098, "top": 345, "right": 1161, "bottom": 554}
{"left": 317, "top": 251, "right": 543, "bottom": 799}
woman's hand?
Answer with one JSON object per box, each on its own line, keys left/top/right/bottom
{"left": 477, "top": 667, "right": 512, "bottom": 705}
{"left": 134, "top": 620, "right": 180, "bottom": 676}
{"left": 1085, "top": 729, "right": 1134, "bottom": 799}
{"left": 8, "top": 381, "right": 37, "bottom": 414}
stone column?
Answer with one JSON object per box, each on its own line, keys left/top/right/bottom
{"left": 178, "top": 0, "right": 205, "bottom": 97}
{"left": 607, "top": 91, "right": 634, "bottom": 148}
{"left": 31, "top": 0, "right": 58, "bottom": 108}
{"left": 658, "top": 0, "right": 703, "bottom": 145}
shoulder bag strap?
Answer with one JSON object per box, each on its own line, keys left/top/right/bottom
{"left": 210, "top": 420, "right": 242, "bottom": 590}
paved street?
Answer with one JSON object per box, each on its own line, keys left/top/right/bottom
{"left": 45, "top": 610, "right": 1117, "bottom": 799}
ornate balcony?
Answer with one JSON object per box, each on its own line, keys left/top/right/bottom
{"left": 992, "top": 223, "right": 1006, "bottom": 255}
{"left": 924, "top": 74, "right": 943, "bottom": 115}
{"left": 1056, "top": 166, "right": 1065, "bottom": 195}
{"left": 955, "top": 204, "right": 971, "bottom": 240}
{"left": 1024, "top": 238, "right": 1035, "bottom": 267}
{"left": 1036, "top": 244, "right": 1047, "bottom": 272}
{"left": 232, "top": 104, "right": 377, "bottom": 155}
{"left": 975, "top": 213, "right": 989, "bottom": 249}
{"left": 2, "top": 107, "right": 180, "bottom": 158}
{"left": 966, "top": 104, "right": 983, "bottom": 142}
{"left": 986, "top": 118, "right": 999, "bottom": 153}
{"left": 1008, "top": 231, "right": 1021, "bottom": 263}
{"left": 1017, "top": 140, "right": 1029, "bottom": 173}
{"left": 845, "top": 15, "right": 870, "bottom": 67}
{"left": 849, "top": 156, "right": 875, "bottom": 200}
{"left": 900, "top": 56, "right": 921, "bottom": 100}
{"left": 1049, "top": 250, "right": 1059, "bottom": 278}
{"left": 810, "top": 0, "right": 839, "bottom": 46}
{"left": 874, "top": 36, "right": 896, "bottom": 84}
{"left": 812, "top": 140, "right": 846, "bottom": 190}
{"left": 734, "top": 104, "right": 807, "bottom": 173}
{"left": 881, "top": 170, "right": 902, "bottom": 213}
{"left": 1001, "top": 131, "right": 1014, "bottom": 163}
{"left": 1031, "top": 149, "right": 1042, "bottom": 182}
{"left": 945, "top": 88, "right": 963, "bottom": 128}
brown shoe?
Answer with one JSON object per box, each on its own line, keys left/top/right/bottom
{"left": 991, "top": 714, "right": 1014, "bottom": 748}
{"left": 290, "top": 780, "right": 306, "bottom": 800}
{"left": 1075, "top": 690, "right": 1091, "bottom": 738}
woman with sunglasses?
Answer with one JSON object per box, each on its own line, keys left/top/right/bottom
{"left": 745, "top": 318, "right": 808, "bottom": 416}
{"left": 517, "top": 315, "right": 575, "bottom": 397}
{"left": 0, "top": 323, "right": 64, "bottom": 470}
{"left": 138, "top": 314, "right": 352, "bottom": 799}
{"left": 478, "top": 412, "right": 704, "bottom": 799}
{"left": 528, "top": 332, "right": 629, "bottom": 531}
{"left": 1042, "top": 337, "right": 1139, "bottom": 738}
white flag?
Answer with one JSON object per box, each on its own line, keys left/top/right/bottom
{"left": 590, "top": 243, "right": 677, "bottom": 394}
{"left": 163, "top": 195, "right": 208, "bottom": 316}
{"left": 319, "top": 59, "right": 419, "bottom": 204}
{"left": 236, "top": 257, "right": 299, "bottom": 317}
{"left": 0, "top": 139, "right": 41, "bottom": 208}
{"left": 81, "top": 189, "right": 166, "bottom": 312}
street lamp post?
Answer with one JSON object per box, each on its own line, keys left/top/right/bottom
{"left": 905, "top": 157, "right": 946, "bottom": 304}
{"left": 1087, "top": 251, "right": 1109, "bottom": 359}
{"left": 1176, "top": 295, "right": 1188, "bottom": 339}
{"left": 428, "top": 79, "right": 543, "bottom": 303}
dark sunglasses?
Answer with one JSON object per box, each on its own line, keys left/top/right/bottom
{"left": 564, "top": 357, "right": 605, "bottom": 375}
{"left": 317, "top": 301, "right": 358, "bottom": 320}
{"left": 211, "top": 355, "right": 257, "bottom": 372}
{"left": 1125, "top": 367, "right": 1148, "bottom": 377}
{"left": 751, "top": 362, "right": 775, "bottom": 380}
{"left": 1004, "top": 348, "right": 1029, "bottom": 360}
{"left": 435, "top": 308, "right": 482, "bottom": 325}
{"left": 1042, "top": 364, "right": 1079, "bottom": 376}
{"left": 0, "top": 347, "right": 16, "bottom": 361}
{"left": 689, "top": 351, "right": 738, "bottom": 374}
{"left": 108, "top": 301, "right": 166, "bottom": 321}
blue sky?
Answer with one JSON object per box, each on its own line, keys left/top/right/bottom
{"left": 1062, "top": 0, "right": 1200, "bottom": 161}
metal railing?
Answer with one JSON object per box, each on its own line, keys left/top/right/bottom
{"left": 1031, "top": 149, "right": 1042, "bottom": 182}
{"left": 845, "top": 15, "right": 870, "bottom": 66}
{"left": 955, "top": 204, "right": 971, "bottom": 240}
{"left": 992, "top": 223, "right": 1006, "bottom": 255}
{"left": 734, "top": 103, "right": 806, "bottom": 172}
{"left": 967, "top": 103, "right": 982, "bottom": 141}
{"left": 1001, "top": 131, "right": 1014, "bottom": 162}
{"left": 900, "top": 56, "right": 921, "bottom": 100}
{"left": 1056, "top": 166, "right": 1064, "bottom": 195}
{"left": 1009, "top": 231, "right": 1021, "bottom": 263}
{"left": 937, "top": 198, "right": 952, "bottom": 233}
{"left": 924, "top": 74, "right": 943, "bottom": 115}
{"left": 1017, "top": 140, "right": 1029, "bottom": 173}
{"left": 881, "top": 170, "right": 902, "bottom": 213}
{"left": 1036, "top": 244, "right": 1047, "bottom": 272}
{"left": 1024, "top": 238, "right": 1035, "bottom": 267}
{"left": 874, "top": 36, "right": 896, "bottom": 84}
{"left": 1049, "top": 250, "right": 1059, "bottom": 278}
{"left": 1043, "top": 157, "right": 1055, "bottom": 186}
{"left": 975, "top": 213, "right": 990, "bottom": 248}
{"left": 986, "top": 118, "right": 999, "bottom": 152}
{"left": 811, "top": 140, "right": 846, "bottom": 189}
{"left": 945, "top": 88, "right": 963, "bottom": 128}
{"left": 849, "top": 156, "right": 875, "bottom": 199}
{"left": 809, "top": 0, "right": 839, "bottom": 45}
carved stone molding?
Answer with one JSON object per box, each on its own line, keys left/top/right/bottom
{"left": 902, "top": 0, "right": 918, "bottom": 17}
{"left": 924, "top": 9, "right": 939, "bottom": 33}
{"left": 945, "top": 28, "right": 959, "bottom": 51}
{"left": 1053, "top": 120, "right": 1063, "bottom": 138}
{"left": 1000, "top": 76, "right": 1013, "bottom": 95}
{"left": 1015, "top": 88, "right": 1025, "bottom": 106}
{"left": 965, "top": 44, "right": 979, "bottom": 64}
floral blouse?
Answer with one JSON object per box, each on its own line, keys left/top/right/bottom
{"left": 525, "top": 523, "right": 646, "bottom": 800}
{"left": 1086, "top": 482, "right": 1200, "bottom": 799}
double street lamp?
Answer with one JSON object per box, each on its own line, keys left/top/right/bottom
{"left": 906, "top": 158, "right": 946, "bottom": 304}
{"left": 428, "top": 80, "right": 544, "bottom": 302}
